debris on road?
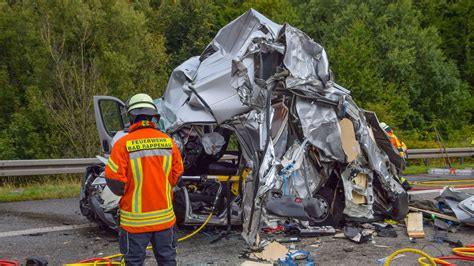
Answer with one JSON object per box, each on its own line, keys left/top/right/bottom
{"left": 375, "top": 254, "right": 405, "bottom": 264}
{"left": 250, "top": 241, "right": 288, "bottom": 262}
{"left": 436, "top": 187, "right": 474, "bottom": 224}
{"left": 343, "top": 226, "right": 373, "bottom": 244}
{"left": 373, "top": 223, "right": 397, "bottom": 238}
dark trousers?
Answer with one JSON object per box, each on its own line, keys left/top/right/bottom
{"left": 119, "top": 226, "right": 177, "bottom": 266}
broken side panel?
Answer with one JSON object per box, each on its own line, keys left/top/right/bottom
{"left": 364, "top": 111, "right": 405, "bottom": 171}
{"left": 341, "top": 164, "right": 374, "bottom": 219}
{"left": 295, "top": 97, "right": 345, "bottom": 162}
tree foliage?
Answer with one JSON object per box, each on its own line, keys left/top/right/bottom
{"left": 0, "top": 0, "right": 471, "bottom": 159}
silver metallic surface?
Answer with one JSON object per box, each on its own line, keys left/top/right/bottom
{"left": 296, "top": 97, "right": 345, "bottom": 162}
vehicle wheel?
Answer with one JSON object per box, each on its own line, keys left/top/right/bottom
{"left": 310, "top": 187, "right": 344, "bottom": 226}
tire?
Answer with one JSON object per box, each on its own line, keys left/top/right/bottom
{"left": 310, "top": 187, "right": 344, "bottom": 226}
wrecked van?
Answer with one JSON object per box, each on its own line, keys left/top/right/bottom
{"left": 79, "top": 9, "right": 408, "bottom": 245}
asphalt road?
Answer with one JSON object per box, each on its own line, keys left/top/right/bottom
{"left": 1, "top": 174, "right": 473, "bottom": 265}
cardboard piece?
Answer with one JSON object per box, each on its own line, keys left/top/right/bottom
{"left": 351, "top": 173, "right": 368, "bottom": 204}
{"left": 406, "top": 212, "right": 425, "bottom": 238}
{"left": 340, "top": 118, "right": 361, "bottom": 162}
{"left": 251, "top": 241, "right": 288, "bottom": 262}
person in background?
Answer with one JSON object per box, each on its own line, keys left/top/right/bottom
{"left": 380, "top": 122, "right": 408, "bottom": 159}
{"left": 105, "top": 93, "right": 184, "bottom": 265}
{"left": 380, "top": 122, "right": 411, "bottom": 190}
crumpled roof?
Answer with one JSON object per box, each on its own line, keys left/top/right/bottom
{"left": 163, "top": 9, "right": 332, "bottom": 126}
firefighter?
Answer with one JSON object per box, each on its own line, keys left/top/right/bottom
{"left": 105, "top": 93, "right": 184, "bottom": 266}
{"left": 380, "top": 122, "right": 411, "bottom": 190}
{"left": 380, "top": 122, "right": 408, "bottom": 159}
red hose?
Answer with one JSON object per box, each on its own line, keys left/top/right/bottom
{"left": 0, "top": 260, "right": 19, "bottom": 266}
{"left": 436, "top": 245, "right": 474, "bottom": 264}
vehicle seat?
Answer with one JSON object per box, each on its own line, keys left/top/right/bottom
{"left": 207, "top": 161, "right": 238, "bottom": 176}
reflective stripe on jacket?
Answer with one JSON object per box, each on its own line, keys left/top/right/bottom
{"left": 105, "top": 120, "right": 184, "bottom": 233}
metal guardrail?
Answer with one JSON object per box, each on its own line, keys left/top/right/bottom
{"left": 406, "top": 147, "right": 474, "bottom": 159}
{"left": 0, "top": 148, "right": 472, "bottom": 177}
{"left": 0, "top": 158, "right": 100, "bottom": 177}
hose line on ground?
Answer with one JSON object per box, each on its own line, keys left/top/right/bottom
{"left": 418, "top": 246, "right": 474, "bottom": 265}
{"left": 383, "top": 246, "right": 474, "bottom": 266}
{"left": 383, "top": 248, "right": 439, "bottom": 266}
{"left": 103, "top": 205, "right": 214, "bottom": 261}
{"left": 71, "top": 182, "right": 223, "bottom": 265}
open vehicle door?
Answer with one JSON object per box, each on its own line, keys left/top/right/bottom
{"left": 93, "top": 96, "right": 128, "bottom": 154}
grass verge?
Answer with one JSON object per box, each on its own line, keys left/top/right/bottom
{"left": 0, "top": 178, "right": 81, "bottom": 203}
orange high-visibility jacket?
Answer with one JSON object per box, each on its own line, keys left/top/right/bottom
{"left": 387, "top": 131, "right": 407, "bottom": 158}
{"left": 105, "top": 120, "right": 184, "bottom": 233}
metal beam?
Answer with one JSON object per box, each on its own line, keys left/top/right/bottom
{"left": 406, "top": 148, "right": 474, "bottom": 159}
{"left": 0, "top": 158, "right": 100, "bottom": 177}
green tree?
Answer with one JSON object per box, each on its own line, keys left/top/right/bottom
{"left": 0, "top": 0, "right": 170, "bottom": 158}
{"left": 151, "top": 0, "right": 218, "bottom": 68}
{"left": 415, "top": 0, "right": 473, "bottom": 87}
{"left": 299, "top": 0, "right": 471, "bottom": 136}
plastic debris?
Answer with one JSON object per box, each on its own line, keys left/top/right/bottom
{"left": 374, "top": 223, "right": 397, "bottom": 238}
{"left": 277, "top": 250, "right": 315, "bottom": 266}
{"left": 343, "top": 226, "right": 373, "bottom": 244}
{"left": 376, "top": 254, "right": 405, "bottom": 264}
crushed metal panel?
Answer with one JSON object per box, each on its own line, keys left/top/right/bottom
{"left": 191, "top": 52, "right": 252, "bottom": 123}
{"left": 295, "top": 97, "right": 345, "bottom": 162}
{"left": 353, "top": 108, "right": 405, "bottom": 194}
{"left": 292, "top": 155, "right": 322, "bottom": 199}
{"left": 364, "top": 111, "right": 405, "bottom": 170}
{"left": 459, "top": 196, "right": 474, "bottom": 216}
{"left": 162, "top": 56, "right": 216, "bottom": 128}
{"left": 282, "top": 25, "right": 329, "bottom": 92}
{"left": 445, "top": 199, "right": 474, "bottom": 224}
{"left": 209, "top": 9, "right": 282, "bottom": 56}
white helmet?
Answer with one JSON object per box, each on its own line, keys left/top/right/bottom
{"left": 380, "top": 122, "right": 391, "bottom": 132}
{"left": 127, "top": 93, "right": 159, "bottom": 116}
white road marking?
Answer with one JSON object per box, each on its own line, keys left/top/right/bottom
{"left": 0, "top": 223, "right": 96, "bottom": 238}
